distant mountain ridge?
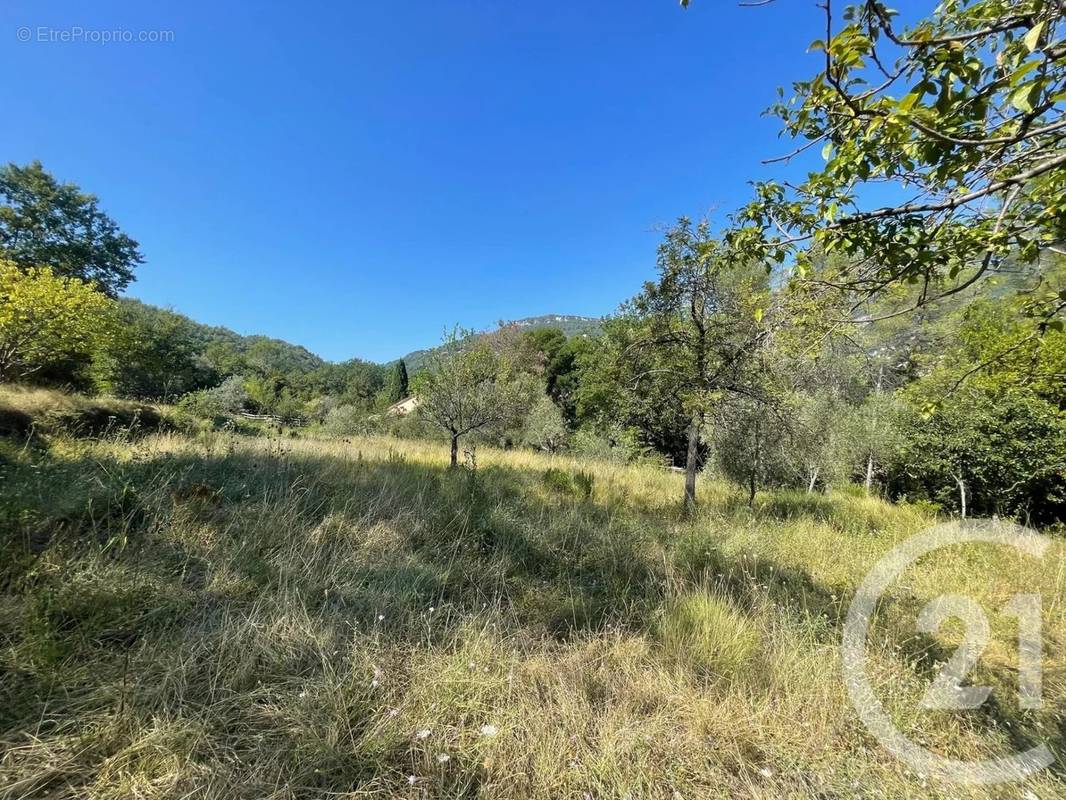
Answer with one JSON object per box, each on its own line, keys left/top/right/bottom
{"left": 122, "top": 299, "right": 601, "bottom": 371}
{"left": 397, "top": 314, "right": 602, "bottom": 372}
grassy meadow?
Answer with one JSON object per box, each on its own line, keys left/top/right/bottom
{"left": 1, "top": 389, "right": 1064, "bottom": 799}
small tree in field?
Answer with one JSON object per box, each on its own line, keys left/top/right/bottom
{"left": 619, "top": 218, "right": 776, "bottom": 508}
{"left": 0, "top": 261, "right": 116, "bottom": 381}
{"left": 523, "top": 394, "right": 569, "bottom": 453}
{"left": 415, "top": 329, "right": 536, "bottom": 467}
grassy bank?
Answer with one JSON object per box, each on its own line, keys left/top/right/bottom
{"left": 0, "top": 385, "right": 169, "bottom": 441}
{"left": 1, "top": 422, "right": 1063, "bottom": 798}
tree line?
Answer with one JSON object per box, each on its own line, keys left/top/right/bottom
{"left": 1, "top": 0, "right": 1062, "bottom": 522}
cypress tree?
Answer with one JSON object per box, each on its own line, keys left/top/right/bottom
{"left": 397, "top": 359, "right": 409, "bottom": 399}
{"left": 387, "top": 359, "right": 409, "bottom": 403}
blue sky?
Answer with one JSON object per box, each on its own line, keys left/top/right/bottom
{"left": 4, "top": 1, "right": 857, "bottom": 362}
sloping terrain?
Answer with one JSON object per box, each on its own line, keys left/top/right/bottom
{"left": 398, "top": 315, "right": 601, "bottom": 373}
{"left": 0, "top": 415, "right": 1062, "bottom": 798}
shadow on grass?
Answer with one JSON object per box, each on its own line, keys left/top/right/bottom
{"left": 1, "top": 437, "right": 1060, "bottom": 793}
{"left": 2, "top": 442, "right": 664, "bottom": 646}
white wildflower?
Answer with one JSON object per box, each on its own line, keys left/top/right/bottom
{"left": 436, "top": 753, "right": 450, "bottom": 763}
{"left": 479, "top": 724, "right": 498, "bottom": 737}
{"left": 416, "top": 728, "right": 432, "bottom": 739}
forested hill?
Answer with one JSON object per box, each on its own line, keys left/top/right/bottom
{"left": 122, "top": 300, "right": 600, "bottom": 372}
{"left": 119, "top": 298, "right": 327, "bottom": 375}
{"left": 105, "top": 300, "right": 600, "bottom": 407}
{"left": 399, "top": 314, "right": 601, "bottom": 372}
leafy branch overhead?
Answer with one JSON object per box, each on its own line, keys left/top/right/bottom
{"left": 690, "top": 0, "right": 1064, "bottom": 321}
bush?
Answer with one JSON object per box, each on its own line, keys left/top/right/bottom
{"left": 385, "top": 410, "right": 436, "bottom": 440}
{"left": 570, "top": 425, "right": 646, "bottom": 464}
{"left": 323, "top": 404, "right": 369, "bottom": 436}
{"left": 522, "top": 395, "right": 569, "bottom": 453}
{"left": 178, "top": 376, "right": 249, "bottom": 419}
{"left": 889, "top": 387, "right": 1066, "bottom": 525}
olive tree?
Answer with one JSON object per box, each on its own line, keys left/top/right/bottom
{"left": 522, "top": 394, "right": 569, "bottom": 453}
{"left": 415, "top": 329, "right": 536, "bottom": 467}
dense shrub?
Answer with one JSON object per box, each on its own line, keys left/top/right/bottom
{"left": 178, "top": 376, "right": 250, "bottom": 419}
{"left": 889, "top": 387, "right": 1066, "bottom": 525}
{"left": 322, "top": 404, "right": 368, "bottom": 435}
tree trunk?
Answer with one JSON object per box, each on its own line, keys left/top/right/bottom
{"left": 865, "top": 364, "right": 884, "bottom": 495}
{"left": 748, "top": 414, "right": 761, "bottom": 508}
{"left": 684, "top": 412, "right": 702, "bottom": 509}
{"left": 807, "top": 467, "right": 819, "bottom": 494}
{"left": 449, "top": 433, "right": 459, "bottom": 468}
{"left": 954, "top": 473, "right": 967, "bottom": 518}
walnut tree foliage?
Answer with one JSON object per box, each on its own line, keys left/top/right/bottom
{"left": 684, "top": 0, "right": 1064, "bottom": 325}
{"left": 0, "top": 161, "right": 144, "bottom": 297}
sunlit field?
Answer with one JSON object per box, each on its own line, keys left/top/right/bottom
{"left": 1, "top": 393, "right": 1063, "bottom": 799}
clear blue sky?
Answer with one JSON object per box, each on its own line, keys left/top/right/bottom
{"left": 3, "top": 1, "right": 873, "bottom": 362}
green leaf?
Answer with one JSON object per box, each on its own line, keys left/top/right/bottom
{"left": 821, "top": 140, "right": 833, "bottom": 161}
{"left": 1009, "top": 59, "right": 1039, "bottom": 87}
{"left": 1009, "top": 83, "right": 1036, "bottom": 113}
{"left": 898, "top": 90, "right": 922, "bottom": 112}
{"left": 1023, "top": 21, "right": 1045, "bottom": 52}
{"left": 753, "top": 307, "right": 764, "bottom": 323}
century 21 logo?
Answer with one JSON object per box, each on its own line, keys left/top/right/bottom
{"left": 917, "top": 591, "right": 1042, "bottom": 711}
{"left": 842, "top": 520, "right": 1053, "bottom": 786}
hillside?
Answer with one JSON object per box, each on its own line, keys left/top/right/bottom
{"left": 119, "top": 298, "right": 328, "bottom": 376}
{"left": 122, "top": 300, "right": 600, "bottom": 376}
{"left": 399, "top": 314, "right": 602, "bottom": 373}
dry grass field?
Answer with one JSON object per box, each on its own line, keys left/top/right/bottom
{"left": 1, "top": 389, "right": 1063, "bottom": 798}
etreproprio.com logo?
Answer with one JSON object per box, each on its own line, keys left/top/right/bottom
{"left": 17, "top": 26, "right": 175, "bottom": 44}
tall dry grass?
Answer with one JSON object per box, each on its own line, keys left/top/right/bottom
{"left": 0, "top": 422, "right": 1063, "bottom": 798}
